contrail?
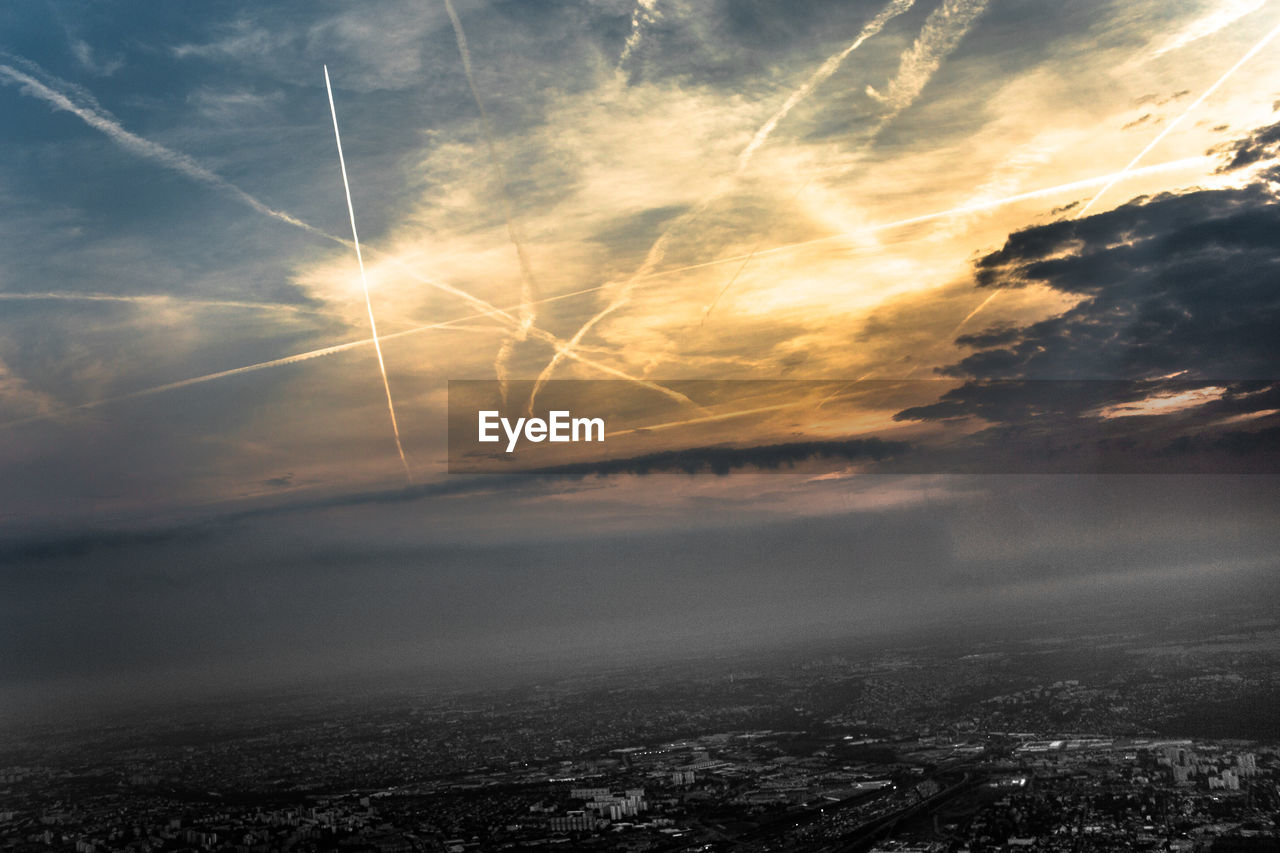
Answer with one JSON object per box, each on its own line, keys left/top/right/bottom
{"left": 618, "top": 0, "right": 662, "bottom": 69}
{"left": 701, "top": 177, "right": 816, "bottom": 325}
{"left": 0, "top": 286, "right": 696, "bottom": 432}
{"left": 737, "top": 0, "right": 916, "bottom": 173}
{"left": 440, "top": 0, "right": 541, "bottom": 395}
{"left": 686, "top": 155, "right": 1210, "bottom": 302}
{"left": 0, "top": 60, "right": 325, "bottom": 239}
{"left": 0, "top": 57, "right": 515, "bottom": 331}
{"left": 704, "top": 0, "right": 988, "bottom": 325}
{"left": 0, "top": 290, "right": 346, "bottom": 319}
{"left": 325, "top": 65, "right": 412, "bottom": 483}
{"left": 1077, "top": 15, "right": 1280, "bottom": 217}
{"left": 1150, "top": 0, "right": 1265, "bottom": 59}
{"left": 865, "top": 0, "right": 990, "bottom": 125}
{"left": 0, "top": 154, "right": 1203, "bottom": 433}
{"left": 0, "top": 321, "right": 500, "bottom": 431}
{"left": 940, "top": 9, "right": 1275, "bottom": 351}
{"left": 956, "top": 13, "right": 1280, "bottom": 339}
{"left": 530, "top": 0, "right": 915, "bottom": 406}
{"left": 0, "top": 55, "right": 693, "bottom": 408}
{"left": 953, "top": 288, "right": 1002, "bottom": 333}
{"left": 697, "top": 0, "right": 917, "bottom": 323}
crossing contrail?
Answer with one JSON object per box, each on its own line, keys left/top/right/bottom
{"left": 0, "top": 321, "right": 498, "bottom": 431}
{"left": 0, "top": 55, "right": 532, "bottom": 330}
{"left": 704, "top": 0, "right": 990, "bottom": 324}
{"left": 0, "top": 284, "right": 697, "bottom": 432}
{"left": 533, "top": 150, "right": 1203, "bottom": 406}
{"left": 538, "top": 0, "right": 993, "bottom": 389}
{"left": 530, "top": 0, "right": 915, "bottom": 407}
{"left": 1077, "top": 15, "right": 1280, "bottom": 217}
{"left": 325, "top": 65, "right": 412, "bottom": 483}
{"left": 0, "top": 54, "right": 693, "bottom": 409}
{"left": 0, "top": 56, "right": 498, "bottom": 320}
{"left": 440, "top": 0, "right": 542, "bottom": 396}
{"left": 0, "top": 157, "right": 1207, "bottom": 433}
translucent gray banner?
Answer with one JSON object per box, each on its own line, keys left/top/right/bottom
{"left": 447, "top": 379, "right": 1280, "bottom": 475}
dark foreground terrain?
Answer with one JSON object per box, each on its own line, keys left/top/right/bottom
{"left": 3, "top": 608, "right": 1279, "bottom": 852}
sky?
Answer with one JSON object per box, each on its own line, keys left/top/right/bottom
{"left": 1, "top": 0, "right": 1279, "bottom": 711}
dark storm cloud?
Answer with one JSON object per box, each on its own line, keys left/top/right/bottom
{"left": 970, "top": 185, "right": 1280, "bottom": 355}
{"left": 950, "top": 176, "right": 1280, "bottom": 383}
{"left": 885, "top": 121, "right": 1280, "bottom": 469}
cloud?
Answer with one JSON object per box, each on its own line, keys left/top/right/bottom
{"left": 527, "top": 0, "right": 919, "bottom": 399}
{"left": 527, "top": 436, "right": 912, "bottom": 476}
{"left": 69, "top": 39, "right": 123, "bottom": 77}
{"left": 0, "top": 55, "right": 323, "bottom": 236}
{"left": 186, "top": 88, "right": 284, "bottom": 122}
{"left": 958, "top": 180, "right": 1280, "bottom": 381}
{"left": 881, "top": 123, "right": 1280, "bottom": 469}
{"left": 1148, "top": 0, "right": 1265, "bottom": 59}
{"left": 171, "top": 3, "right": 446, "bottom": 93}
{"left": 618, "top": 0, "right": 662, "bottom": 68}
{"left": 865, "top": 0, "right": 991, "bottom": 119}
{"left": 0, "top": 473, "right": 558, "bottom": 567}
{"left": 0, "top": 356, "right": 58, "bottom": 419}
{"left": 1213, "top": 117, "right": 1280, "bottom": 172}
{"left": 736, "top": 0, "right": 916, "bottom": 172}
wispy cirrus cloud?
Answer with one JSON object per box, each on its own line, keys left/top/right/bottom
{"left": 618, "top": 0, "right": 662, "bottom": 68}
{"left": 865, "top": 0, "right": 992, "bottom": 124}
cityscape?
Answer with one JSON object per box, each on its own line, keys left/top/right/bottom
{"left": 4, "top": 609, "right": 1278, "bottom": 852}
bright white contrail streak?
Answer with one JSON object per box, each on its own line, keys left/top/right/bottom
{"left": 0, "top": 55, "right": 694, "bottom": 409}
{"left": 0, "top": 285, "right": 694, "bottom": 432}
{"left": 0, "top": 55, "right": 679, "bottom": 381}
{"left": 0, "top": 153, "right": 1204, "bottom": 434}
{"left": 439, "top": 0, "right": 542, "bottom": 395}
{"left": 325, "top": 65, "right": 412, "bottom": 483}
{"left": 1077, "top": 16, "right": 1280, "bottom": 217}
